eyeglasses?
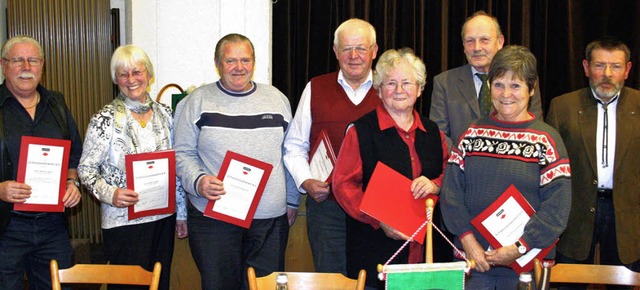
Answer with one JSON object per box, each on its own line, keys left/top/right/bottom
{"left": 591, "top": 62, "right": 625, "bottom": 72}
{"left": 116, "top": 68, "right": 147, "bottom": 80}
{"left": 340, "top": 45, "right": 373, "bottom": 56}
{"left": 2, "top": 57, "right": 43, "bottom": 68}
{"left": 382, "top": 81, "right": 417, "bottom": 92}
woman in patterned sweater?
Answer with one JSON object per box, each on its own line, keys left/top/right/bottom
{"left": 441, "top": 45, "right": 572, "bottom": 289}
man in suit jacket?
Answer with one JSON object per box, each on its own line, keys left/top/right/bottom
{"left": 547, "top": 38, "right": 640, "bottom": 279}
{"left": 429, "top": 11, "right": 542, "bottom": 148}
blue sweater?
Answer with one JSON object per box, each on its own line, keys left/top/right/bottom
{"left": 441, "top": 114, "right": 571, "bottom": 257}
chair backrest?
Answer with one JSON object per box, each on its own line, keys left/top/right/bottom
{"left": 50, "top": 260, "right": 162, "bottom": 290}
{"left": 533, "top": 258, "right": 640, "bottom": 288}
{"left": 247, "top": 267, "right": 366, "bottom": 290}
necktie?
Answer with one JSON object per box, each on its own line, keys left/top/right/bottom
{"left": 598, "top": 95, "right": 618, "bottom": 168}
{"left": 476, "top": 73, "right": 492, "bottom": 117}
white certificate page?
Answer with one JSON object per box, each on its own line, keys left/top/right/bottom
{"left": 131, "top": 158, "right": 169, "bottom": 212}
{"left": 309, "top": 138, "right": 333, "bottom": 182}
{"left": 23, "top": 144, "right": 65, "bottom": 205}
{"left": 213, "top": 159, "right": 265, "bottom": 220}
{"left": 481, "top": 196, "right": 541, "bottom": 266}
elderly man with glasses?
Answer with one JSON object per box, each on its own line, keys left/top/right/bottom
{"left": 283, "top": 18, "right": 381, "bottom": 276}
{"left": 0, "top": 35, "right": 83, "bottom": 290}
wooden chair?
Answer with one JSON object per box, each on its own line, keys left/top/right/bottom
{"left": 533, "top": 258, "right": 640, "bottom": 288}
{"left": 50, "top": 260, "right": 162, "bottom": 290}
{"left": 247, "top": 266, "right": 366, "bottom": 290}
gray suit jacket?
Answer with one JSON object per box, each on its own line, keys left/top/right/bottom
{"left": 429, "top": 64, "right": 543, "bottom": 148}
{"left": 546, "top": 86, "right": 640, "bottom": 264}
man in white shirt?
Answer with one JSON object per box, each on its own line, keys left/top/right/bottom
{"left": 547, "top": 38, "right": 640, "bottom": 288}
{"left": 283, "top": 18, "right": 380, "bottom": 275}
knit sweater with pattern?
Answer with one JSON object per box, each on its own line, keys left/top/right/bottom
{"left": 441, "top": 114, "right": 571, "bottom": 256}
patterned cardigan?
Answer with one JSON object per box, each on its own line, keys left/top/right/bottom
{"left": 78, "top": 96, "right": 186, "bottom": 229}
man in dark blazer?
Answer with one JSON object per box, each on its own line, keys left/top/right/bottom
{"left": 547, "top": 38, "right": 640, "bottom": 279}
{"left": 429, "top": 11, "right": 542, "bottom": 148}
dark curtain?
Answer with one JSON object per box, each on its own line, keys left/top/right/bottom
{"left": 272, "top": 0, "right": 640, "bottom": 116}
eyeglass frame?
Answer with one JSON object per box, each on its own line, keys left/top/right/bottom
{"left": 2, "top": 57, "right": 44, "bottom": 68}
{"left": 590, "top": 62, "right": 627, "bottom": 73}
{"left": 339, "top": 44, "right": 375, "bottom": 56}
{"left": 116, "top": 67, "right": 148, "bottom": 81}
{"left": 381, "top": 81, "right": 418, "bottom": 92}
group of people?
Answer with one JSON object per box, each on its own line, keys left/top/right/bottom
{"left": 0, "top": 11, "right": 637, "bottom": 290}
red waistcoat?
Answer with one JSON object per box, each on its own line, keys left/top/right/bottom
{"left": 309, "top": 71, "right": 380, "bottom": 156}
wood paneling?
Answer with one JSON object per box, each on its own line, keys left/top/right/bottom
{"left": 285, "top": 195, "right": 315, "bottom": 272}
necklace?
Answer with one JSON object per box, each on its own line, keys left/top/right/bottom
{"left": 131, "top": 110, "right": 151, "bottom": 128}
{"left": 23, "top": 93, "right": 40, "bottom": 110}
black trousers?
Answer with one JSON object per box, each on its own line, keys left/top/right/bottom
{"left": 103, "top": 214, "right": 176, "bottom": 290}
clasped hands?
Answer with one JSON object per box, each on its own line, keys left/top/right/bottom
{"left": 461, "top": 234, "right": 523, "bottom": 272}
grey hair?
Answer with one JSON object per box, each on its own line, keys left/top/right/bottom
{"left": 373, "top": 48, "right": 426, "bottom": 91}
{"left": 1, "top": 35, "right": 44, "bottom": 59}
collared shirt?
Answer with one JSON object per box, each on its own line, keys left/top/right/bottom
{"left": 471, "top": 66, "right": 486, "bottom": 99}
{"left": 592, "top": 90, "right": 618, "bottom": 190}
{"left": 283, "top": 70, "right": 374, "bottom": 192}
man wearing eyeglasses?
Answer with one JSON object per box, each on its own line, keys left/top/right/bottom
{"left": 283, "top": 18, "right": 380, "bottom": 275}
{"left": 547, "top": 38, "right": 640, "bottom": 286}
{"left": 429, "top": 11, "right": 543, "bottom": 149}
{"left": 0, "top": 36, "right": 83, "bottom": 289}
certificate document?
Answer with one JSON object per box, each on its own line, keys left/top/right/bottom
{"left": 471, "top": 184, "right": 556, "bottom": 273}
{"left": 309, "top": 130, "right": 336, "bottom": 183}
{"left": 15, "top": 136, "right": 71, "bottom": 212}
{"left": 204, "top": 151, "right": 273, "bottom": 228}
{"left": 125, "top": 150, "right": 176, "bottom": 220}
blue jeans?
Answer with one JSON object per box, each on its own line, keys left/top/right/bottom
{"left": 187, "top": 203, "right": 289, "bottom": 290}
{"left": 0, "top": 212, "right": 73, "bottom": 290}
{"left": 556, "top": 197, "right": 637, "bottom": 290}
{"left": 306, "top": 198, "right": 346, "bottom": 274}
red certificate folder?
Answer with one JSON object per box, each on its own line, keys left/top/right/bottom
{"left": 125, "top": 150, "right": 176, "bottom": 220}
{"left": 359, "top": 162, "right": 436, "bottom": 244}
{"left": 203, "top": 151, "right": 273, "bottom": 228}
{"left": 309, "top": 129, "right": 337, "bottom": 183}
{"left": 15, "top": 136, "right": 71, "bottom": 212}
{"left": 470, "top": 184, "right": 556, "bottom": 273}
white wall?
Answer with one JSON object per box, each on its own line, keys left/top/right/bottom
{"left": 113, "top": 0, "right": 273, "bottom": 104}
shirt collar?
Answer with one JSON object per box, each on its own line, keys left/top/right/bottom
{"left": 337, "top": 70, "right": 373, "bottom": 89}
{"left": 375, "top": 103, "right": 426, "bottom": 132}
{"left": 590, "top": 88, "right": 620, "bottom": 105}
{"left": 470, "top": 66, "right": 485, "bottom": 78}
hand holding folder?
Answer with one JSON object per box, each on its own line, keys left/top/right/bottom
{"left": 359, "top": 162, "right": 438, "bottom": 244}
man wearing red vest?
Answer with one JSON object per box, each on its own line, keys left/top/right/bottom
{"left": 283, "top": 18, "right": 381, "bottom": 274}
